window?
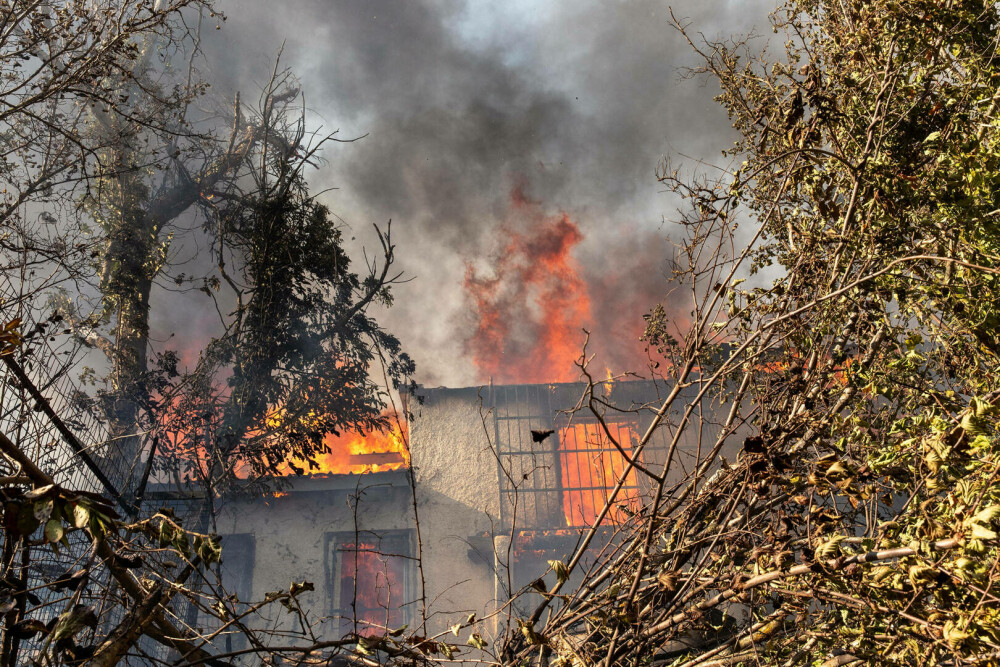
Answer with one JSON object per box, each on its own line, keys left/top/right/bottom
{"left": 204, "top": 533, "right": 255, "bottom": 654}
{"left": 326, "top": 531, "right": 413, "bottom": 636}
{"left": 490, "top": 383, "right": 661, "bottom": 531}
{"left": 557, "top": 419, "right": 641, "bottom": 527}
{"left": 219, "top": 534, "right": 255, "bottom": 600}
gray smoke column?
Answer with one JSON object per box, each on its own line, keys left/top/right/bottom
{"left": 203, "top": 0, "right": 775, "bottom": 387}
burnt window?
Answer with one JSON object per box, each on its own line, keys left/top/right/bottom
{"left": 557, "top": 419, "right": 641, "bottom": 527}
{"left": 326, "top": 531, "right": 413, "bottom": 636}
{"left": 491, "top": 383, "right": 654, "bottom": 531}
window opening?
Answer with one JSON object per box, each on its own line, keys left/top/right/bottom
{"left": 557, "top": 419, "right": 641, "bottom": 527}
{"left": 327, "top": 531, "right": 412, "bottom": 636}
{"left": 212, "top": 533, "right": 255, "bottom": 654}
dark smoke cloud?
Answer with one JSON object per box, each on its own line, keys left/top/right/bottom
{"left": 201, "top": 0, "right": 776, "bottom": 386}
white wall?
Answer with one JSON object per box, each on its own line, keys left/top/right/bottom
{"left": 191, "top": 380, "right": 728, "bottom": 652}
{"left": 409, "top": 386, "right": 503, "bottom": 636}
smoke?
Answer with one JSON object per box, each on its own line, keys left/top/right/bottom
{"left": 464, "top": 185, "right": 592, "bottom": 384}
{"left": 199, "top": 0, "right": 776, "bottom": 386}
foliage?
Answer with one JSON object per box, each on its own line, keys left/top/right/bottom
{"left": 12, "top": 0, "right": 418, "bottom": 496}
{"left": 0, "top": 1, "right": 416, "bottom": 663}
{"left": 0, "top": 0, "right": 213, "bottom": 290}
{"left": 0, "top": 455, "right": 210, "bottom": 664}
{"left": 0, "top": 435, "right": 378, "bottom": 666}
{"left": 499, "top": 1, "right": 1000, "bottom": 666}
{"left": 156, "top": 151, "right": 416, "bottom": 492}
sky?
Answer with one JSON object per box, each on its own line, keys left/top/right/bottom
{"left": 196, "top": 0, "right": 776, "bottom": 387}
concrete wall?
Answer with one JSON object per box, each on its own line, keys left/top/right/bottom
{"left": 199, "top": 385, "right": 506, "bottom": 641}
{"left": 211, "top": 472, "right": 416, "bottom": 635}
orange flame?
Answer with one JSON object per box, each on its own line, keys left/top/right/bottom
{"left": 464, "top": 186, "right": 592, "bottom": 384}
{"left": 275, "top": 415, "right": 410, "bottom": 477}
{"left": 558, "top": 420, "right": 640, "bottom": 527}
{"left": 337, "top": 541, "right": 406, "bottom": 635}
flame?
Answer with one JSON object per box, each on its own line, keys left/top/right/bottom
{"left": 337, "top": 541, "right": 406, "bottom": 635}
{"left": 464, "top": 186, "right": 592, "bottom": 383}
{"left": 275, "top": 414, "right": 410, "bottom": 477}
{"left": 261, "top": 490, "right": 289, "bottom": 507}
{"left": 463, "top": 184, "right": 666, "bottom": 383}
{"left": 558, "top": 420, "right": 640, "bottom": 527}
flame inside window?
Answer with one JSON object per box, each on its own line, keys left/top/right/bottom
{"left": 331, "top": 534, "right": 410, "bottom": 635}
{"left": 557, "top": 420, "right": 641, "bottom": 527}
{"left": 264, "top": 412, "right": 409, "bottom": 477}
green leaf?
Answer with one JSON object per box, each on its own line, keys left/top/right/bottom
{"left": 970, "top": 523, "right": 997, "bottom": 541}
{"left": 816, "top": 535, "right": 845, "bottom": 560}
{"left": 870, "top": 565, "right": 894, "bottom": 583}
{"left": 16, "top": 503, "right": 40, "bottom": 536}
{"left": 518, "top": 619, "right": 545, "bottom": 645}
{"left": 44, "top": 519, "right": 64, "bottom": 544}
{"left": 172, "top": 531, "right": 189, "bottom": 555}
{"left": 33, "top": 499, "right": 53, "bottom": 523}
{"left": 908, "top": 564, "right": 937, "bottom": 586}
{"left": 50, "top": 605, "right": 97, "bottom": 642}
{"left": 289, "top": 580, "right": 314, "bottom": 596}
{"left": 24, "top": 484, "right": 55, "bottom": 499}
{"left": 944, "top": 620, "right": 970, "bottom": 648}
{"left": 961, "top": 412, "right": 987, "bottom": 436}
{"left": 88, "top": 514, "right": 107, "bottom": 541}
{"left": 972, "top": 505, "right": 1000, "bottom": 525}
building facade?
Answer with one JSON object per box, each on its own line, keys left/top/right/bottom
{"left": 149, "top": 378, "right": 720, "bottom": 654}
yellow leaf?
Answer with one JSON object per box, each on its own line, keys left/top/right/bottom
{"left": 970, "top": 523, "right": 997, "bottom": 541}
{"left": 908, "top": 564, "right": 937, "bottom": 586}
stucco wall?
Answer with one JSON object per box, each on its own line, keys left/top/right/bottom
{"left": 178, "top": 380, "right": 731, "bottom": 649}
{"left": 408, "top": 386, "right": 502, "bottom": 633}
{"left": 202, "top": 385, "right": 506, "bottom": 641}
{"left": 209, "top": 472, "right": 415, "bottom": 637}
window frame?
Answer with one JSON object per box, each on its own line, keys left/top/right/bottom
{"left": 324, "top": 529, "right": 414, "bottom": 636}
{"left": 204, "top": 533, "right": 256, "bottom": 654}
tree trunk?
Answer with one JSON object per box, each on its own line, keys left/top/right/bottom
{"left": 103, "top": 196, "right": 156, "bottom": 490}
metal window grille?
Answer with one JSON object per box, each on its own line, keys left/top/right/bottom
{"left": 490, "top": 381, "right": 672, "bottom": 531}
{"left": 556, "top": 418, "right": 641, "bottom": 527}
{"left": 0, "top": 274, "right": 145, "bottom": 664}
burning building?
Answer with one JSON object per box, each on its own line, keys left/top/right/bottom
{"left": 143, "top": 378, "right": 727, "bottom": 649}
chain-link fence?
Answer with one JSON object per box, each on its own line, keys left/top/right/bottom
{"left": 0, "top": 272, "right": 143, "bottom": 663}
